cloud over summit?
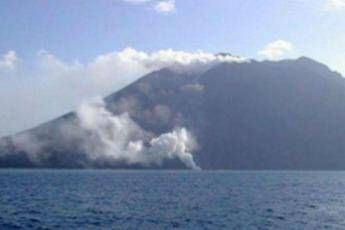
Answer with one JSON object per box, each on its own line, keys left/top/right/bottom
{"left": 0, "top": 48, "right": 245, "bottom": 137}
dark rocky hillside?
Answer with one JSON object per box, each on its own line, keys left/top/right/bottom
{"left": 1, "top": 57, "right": 345, "bottom": 169}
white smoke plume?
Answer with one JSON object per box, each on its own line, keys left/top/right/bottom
{"left": 75, "top": 98, "right": 200, "bottom": 169}
{"left": 3, "top": 98, "right": 200, "bottom": 169}
{"left": 10, "top": 132, "right": 44, "bottom": 164}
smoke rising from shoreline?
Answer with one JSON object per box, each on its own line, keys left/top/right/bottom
{"left": 1, "top": 98, "right": 200, "bottom": 169}
{"left": 75, "top": 98, "right": 200, "bottom": 169}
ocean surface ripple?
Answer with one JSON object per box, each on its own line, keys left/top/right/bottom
{"left": 1, "top": 170, "right": 345, "bottom": 229}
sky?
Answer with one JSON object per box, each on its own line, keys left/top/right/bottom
{"left": 0, "top": 0, "right": 345, "bottom": 137}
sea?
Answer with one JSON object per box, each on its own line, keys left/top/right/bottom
{"left": 1, "top": 170, "right": 345, "bottom": 229}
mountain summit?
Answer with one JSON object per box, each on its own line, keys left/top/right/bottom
{"left": 1, "top": 57, "right": 345, "bottom": 169}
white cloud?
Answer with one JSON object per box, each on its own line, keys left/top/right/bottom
{"left": 0, "top": 50, "right": 19, "bottom": 70}
{"left": 123, "top": 0, "right": 151, "bottom": 4}
{"left": 123, "top": 0, "right": 176, "bottom": 14}
{"left": 154, "top": 0, "right": 175, "bottom": 13}
{"left": 325, "top": 0, "right": 345, "bottom": 10}
{"left": 258, "top": 40, "right": 294, "bottom": 60}
{"left": 0, "top": 47, "right": 245, "bottom": 137}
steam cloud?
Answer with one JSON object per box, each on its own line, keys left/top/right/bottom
{"left": 75, "top": 98, "right": 199, "bottom": 169}
{"left": 2, "top": 98, "right": 200, "bottom": 169}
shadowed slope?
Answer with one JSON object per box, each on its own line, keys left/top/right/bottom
{"left": 1, "top": 57, "right": 345, "bottom": 169}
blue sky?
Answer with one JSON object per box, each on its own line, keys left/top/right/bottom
{"left": 0, "top": 0, "right": 345, "bottom": 136}
{"left": 0, "top": 0, "right": 344, "bottom": 66}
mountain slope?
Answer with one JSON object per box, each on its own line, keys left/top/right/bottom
{"left": 1, "top": 57, "right": 345, "bottom": 169}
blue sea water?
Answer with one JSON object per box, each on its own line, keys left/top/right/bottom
{"left": 1, "top": 170, "right": 345, "bottom": 229}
